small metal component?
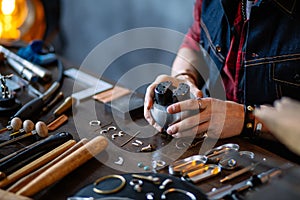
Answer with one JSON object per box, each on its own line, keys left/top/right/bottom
{"left": 100, "top": 130, "right": 108, "bottom": 134}
{"left": 153, "top": 160, "right": 166, "bottom": 168}
{"left": 112, "top": 131, "right": 124, "bottom": 140}
{"left": 140, "top": 144, "right": 154, "bottom": 152}
{"left": 114, "top": 157, "right": 124, "bottom": 165}
{"left": 161, "top": 188, "right": 196, "bottom": 200}
{"left": 227, "top": 159, "right": 237, "bottom": 167}
{"left": 159, "top": 178, "right": 173, "bottom": 190}
{"left": 89, "top": 120, "right": 101, "bottom": 126}
{"left": 112, "top": 134, "right": 118, "bottom": 140}
{"left": 132, "top": 174, "right": 161, "bottom": 185}
{"left": 129, "top": 179, "right": 143, "bottom": 192}
{"left": 183, "top": 164, "right": 221, "bottom": 183}
{"left": 132, "top": 142, "right": 140, "bottom": 147}
{"left": 152, "top": 160, "right": 167, "bottom": 172}
{"left": 107, "top": 126, "right": 117, "bottom": 131}
{"left": 93, "top": 122, "right": 113, "bottom": 132}
{"left": 168, "top": 155, "right": 207, "bottom": 176}
{"left": 137, "top": 162, "right": 144, "bottom": 168}
{"left": 135, "top": 140, "right": 143, "bottom": 145}
{"left": 146, "top": 192, "right": 154, "bottom": 200}
{"left": 120, "top": 131, "right": 141, "bottom": 147}
{"left": 204, "top": 143, "right": 240, "bottom": 158}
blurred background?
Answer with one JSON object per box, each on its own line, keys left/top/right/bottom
{"left": 0, "top": 0, "right": 194, "bottom": 89}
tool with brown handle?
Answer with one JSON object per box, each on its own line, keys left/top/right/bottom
{"left": 8, "top": 138, "right": 88, "bottom": 193}
{"left": 0, "top": 132, "right": 73, "bottom": 177}
{"left": 0, "top": 139, "right": 76, "bottom": 188}
{"left": 0, "top": 189, "right": 32, "bottom": 200}
{"left": 17, "top": 135, "right": 108, "bottom": 196}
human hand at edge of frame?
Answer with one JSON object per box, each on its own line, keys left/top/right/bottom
{"left": 254, "top": 97, "right": 300, "bottom": 155}
{"left": 165, "top": 98, "right": 244, "bottom": 139}
{"left": 144, "top": 74, "right": 203, "bottom": 132}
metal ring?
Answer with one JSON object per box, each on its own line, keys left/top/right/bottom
{"left": 161, "top": 188, "right": 196, "bottom": 200}
{"left": 89, "top": 120, "right": 101, "bottom": 126}
{"left": 100, "top": 130, "right": 108, "bottom": 134}
{"left": 112, "top": 134, "right": 119, "bottom": 140}
{"left": 107, "top": 126, "right": 117, "bottom": 131}
{"left": 93, "top": 174, "right": 126, "bottom": 194}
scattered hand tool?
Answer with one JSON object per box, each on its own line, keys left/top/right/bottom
{"left": 7, "top": 138, "right": 88, "bottom": 193}
{"left": 0, "top": 132, "right": 73, "bottom": 177}
{"left": 0, "top": 117, "right": 22, "bottom": 134}
{"left": 16, "top": 136, "right": 108, "bottom": 196}
{"left": 0, "top": 121, "right": 48, "bottom": 148}
{"left": 0, "top": 139, "right": 76, "bottom": 188}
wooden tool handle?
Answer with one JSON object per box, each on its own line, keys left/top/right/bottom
{"left": 0, "top": 132, "right": 73, "bottom": 175}
{"left": 17, "top": 136, "right": 108, "bottom": 196}
{"left": 7, "top": 138, "right": 88, "bottom": 193}
{"left": 0, "top": 189, "right": 32, "bottom": 200}
{"left": 0, "top": 140, "right": 76, "bottom": 188}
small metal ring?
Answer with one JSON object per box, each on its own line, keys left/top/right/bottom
{"left": 89, "top": 120, "right": 101, "bottom": 126}
{"left": 153, "top": 160, "right": 166, "bottom": 167}
{"left": 93, "top": 174, "right": 126, "bottom": 194}
{"left": 129, "top": 179, "right": 143, "bottom": 186}
{"left": 161, "top": 188, "right": 196, "bottom": 200}
{"left": 112, "top": 134, "right": 119, "bottom": 140}
{"left": 107, "top": 126, "right": 117, "bottom": 131}
{"left": 100, "top": 130, "right": 108, "bottom": 134}
{"left": 118, "top": 131, "right": 125, "bottom": 136}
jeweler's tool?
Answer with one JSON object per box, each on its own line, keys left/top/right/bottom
{"left": 120, "top": 131, "right": 141, "bottom": 147}
{"left": 53, "top": 96, "right": 76, "bottom": 117}
{"left": 0, "top": 189, "right": 32, "bottom": 200}
{"left": 0, "top": 45, "right": 52, "bottom": 82}
{"left": 0, "top": 121, "right": 48, "bottom": 148}
{"left": 10, "top": 119, "right": 34, "bottom": 137}
{"left": 11, "top": 58, "right": 64, "bottom": 121}
{"left": 0, "top": 140, "right": 76, "bottom": 188}
{"left": 0, "top": 74, "right": 22, "bottom": 116}
{"left": 63, "top": 68, "right": 113, "bottom": 104}
{"left": 6, "top": 58, "right": 38, "bottom": 82}
{"left": 0, "top": 132, "right": 73, "bottom": 178}
{"left": 220, "top": 162, "right": 260, "bottom": 183}
{"left": 42, "top": 91, "right": 64, "bottom": 113}
{"left": 0, "top": 117, "right": 22, "bottom": 134}
{"left": 47, "top": 114, "right": 68, "bottom": 132}
{"left": 207, "top": 168, "right": 282, "bottom": 200}
{"left": 0, "top": 140, "right": 43, "bottom": 164}
{"left": 16, "top": 136, "right": 108, "bottom": 196}
{"left": 8, "top": 138, "right": 88, "bottom": 193}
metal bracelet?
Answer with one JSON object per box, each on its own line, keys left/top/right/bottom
{"left": 93, "top": 174, "right": 126, "bottom": 194}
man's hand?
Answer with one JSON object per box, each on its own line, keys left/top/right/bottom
{"left": 166, "top": 98, "right": 244, "bottom": 138}
{"left": 144, "top": 74, "right": 202, "bottom": 132}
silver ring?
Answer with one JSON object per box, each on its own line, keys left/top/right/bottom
{"left": 161, "top": 188, "right": 196, "bottom": 200}
{"left": 107, "top": 126, "right": 117, "bottom": 131}
{"left": 100, "top": 130, "right": 108, "bottom": 134}
{"left": 89, "top": 120, "right": 101, "bottom": 126}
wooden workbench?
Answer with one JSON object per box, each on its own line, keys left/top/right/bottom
{"left": 0, "top": 64, "right": 299, "bottom": 200}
